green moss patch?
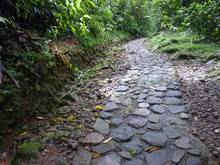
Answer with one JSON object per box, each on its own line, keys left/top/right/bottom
{"left": 14, "top": 141, "right": 42, "bottom": 161}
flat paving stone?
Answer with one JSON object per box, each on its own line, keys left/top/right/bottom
{"left": 151, "top": 105, "right": 166, "bottom": 114}
{"left": 171, "top": 150, "right": 185, "bottom": 163}
{"left": 104, "top": 102, "right": 119, "bottom": 112}
{"left": 148, "top": 114, "right": 160, "bottom": 123}
{"left": 93, "top": 118, "right": 110, "bottom": 135}
{"left": 163, "top": 127, "right": 182, "bottom": 139}
{"left": 116, "top": 85, "right": 129, "bottom": 92}
{"left": 111, "top": 116, "right": 123, "bottom": 126}
{"left": 131, "top": 108, "right": 150, "bottom": 117}
{"left": 147, "top": 97, "right": 163, "bottom": 104}
{"left": 128, "top": 117, "right": 148, "bottom": 128}
{"left": 72, "top": 148, "right": 92, "bottom": 165}
{"left": 118, "top": 151, "right": 133, "bottom": 160}
{"left": 138, "top": 102, "right": 150, "bottom": 108}
{"left": 92, "top": 141, "right": 116, "bottom": 155}
{"left": 100, "top": 112, "right": 112, "bottom": 119}
{"left": 138, "top": 94, "right": 148, "bottom": 100}
{"left": 83, "top": 133, "right": 104, "bottom": 144}
{"left": 121, "top": 138, "right": 145, "bottom": 154}
{"left": 175, "top": 136, "right": 193, "bottom": 149}
{"left": 147, "top": 123, "right": 163, "bottom": 131}
{"left": 145, "top": 150, "right": 170, "bottom": 165}
{"left": 111, "top": 125, "right": 135, "bottom": 142}
{"left": 168, "top": 105, "right": 186, "bottom": 114}
{"left": 186, "top": 158, "right": 201, "bottom": 165}
{"left": 149, "top": 91, "right": 165, "bottom": 97}
{"left": 141, "top": 132, "right": 168, "bottom": 147}
{"left": 165, "top": 97, "right": 183, "bottom": 105}
{"left": 124, "top": 158, "right": 144, "bottom": 165}
{"left": 166, "top": 90, "right": 182, "bottom": 97}
{"left": 92, "top": 153, "right": 121, "bottom": 165}
{"left": 155, "top": 86, "right": 167, "bottom": 92}
{"left": 187, "top": 149, "right": 201, "bottom": 156}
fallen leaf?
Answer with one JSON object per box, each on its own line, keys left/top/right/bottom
{"left": 36, "top": 117, "right": 44, "bottom": 120}
{"left": 19, "top": 131, "right": 27, "bottom": 137}
{"left": 91, "top": 152, "right": 100, "bottom": 159}
{"left": 145, "top": 146, "right": 160, "bottom": 153}
{"left": 95, "top": 105, "right": 104, "bottom": 111}
{"left": 103, "top": 137, "right": 112, "bottom": 143}
{"left": 67, "top": 114, "right": 76, "bottom": 122}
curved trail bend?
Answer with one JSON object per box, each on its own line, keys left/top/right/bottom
{"left": 85, "top": 39, "right": 217, "bottom": 165}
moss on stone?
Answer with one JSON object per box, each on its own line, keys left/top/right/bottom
{"left": 15, "top": 141, "right": 42, "bottom": 160}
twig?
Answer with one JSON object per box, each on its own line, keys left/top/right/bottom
{"left": 0, "top": 63, "right": 20, "bottom": 88}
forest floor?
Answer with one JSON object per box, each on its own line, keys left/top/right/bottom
{"left": 1, "top": 39, "right": 220, "bottom": 164}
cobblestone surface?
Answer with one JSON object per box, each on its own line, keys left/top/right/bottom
{"left": 89, "top": 39, "right": 217, "bottom": 165}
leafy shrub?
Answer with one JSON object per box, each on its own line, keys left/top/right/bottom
{"left": 155, "top": 0, "right": 220, "bottom": 40}
{"left": 183, "top": 0, "right": 220, "bottom": 40}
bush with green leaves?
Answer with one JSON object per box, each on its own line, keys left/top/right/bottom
{"left": 183, "top": 0, "right": 220, "bottom": 40}
{"left": 155, "top": 0, "right": 220, "bottom": 40}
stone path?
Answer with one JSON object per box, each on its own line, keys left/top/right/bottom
{"left": 79, "top": 39, "right": 217, "bottom": 165}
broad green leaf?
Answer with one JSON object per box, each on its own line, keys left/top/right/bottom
{"left": 0, "top": 16, "right": 8, "bottom": 24}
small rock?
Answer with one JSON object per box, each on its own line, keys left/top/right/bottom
{"left": 171, "top": 150, "right": 184, "bottom": 163}
{"left": 180, "top": 113, "right": 189, "bottom": 119}
{"left": 214, "top": 129, "right": 220, "bottom": 134}
{"left": 83, "top": 133, "right": 104, "bottom": 144}
{"left": 213, "top": 112, "right": 219, "bottom": 118}
{"left": 118, "top": 151, "right": 133, "bottom": 160}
